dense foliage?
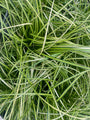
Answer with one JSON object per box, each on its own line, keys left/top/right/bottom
{"left": 0, "top": 0, "right": 90, "bottom": 120}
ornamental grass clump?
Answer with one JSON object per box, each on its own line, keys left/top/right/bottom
{"left": 0, "top": 0, "right": 90, "bottom": 120}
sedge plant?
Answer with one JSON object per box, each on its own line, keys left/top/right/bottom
{"left": 0, "top": 0, "right": 90, "bottom": 120}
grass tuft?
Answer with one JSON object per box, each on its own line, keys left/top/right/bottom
{"left": 0, "top": 0, "right": 90, "bottom": 120}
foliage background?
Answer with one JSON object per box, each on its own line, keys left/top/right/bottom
{"left": 0, "top": 0, "right": 90, "bottom": 120}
